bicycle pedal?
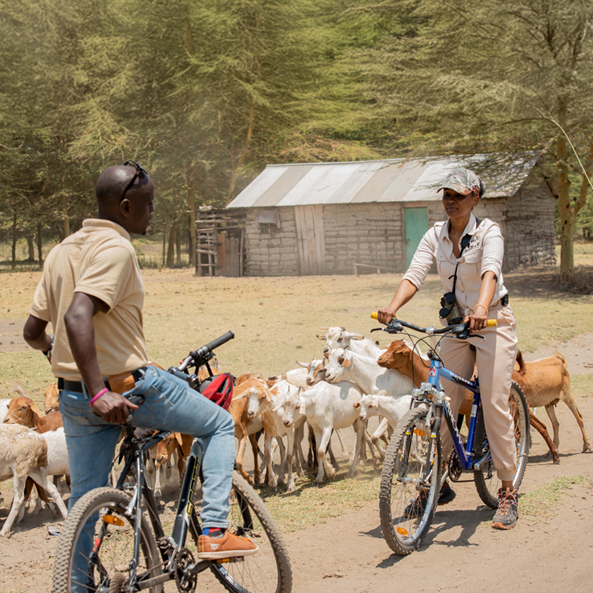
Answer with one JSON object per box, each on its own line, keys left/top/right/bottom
{"left": 216, "top": 557, "right": 245, "bottom": 564}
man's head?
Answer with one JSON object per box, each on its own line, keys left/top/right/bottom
{"left": 95, "top": 162, "right": 155, "bottom": 235}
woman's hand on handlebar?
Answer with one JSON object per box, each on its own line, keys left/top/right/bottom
{"left": 377, "top": 307, "right": 398, "bottom": 325}
{"left": 464, "top": 307, "right": 489, "bottom": 332}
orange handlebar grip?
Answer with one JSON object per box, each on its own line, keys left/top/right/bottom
{"left": 371, "top": 312, "right": 378, "bottom": 320}
{"left": 486, "top": 319, "right": 497, "bottom": 327}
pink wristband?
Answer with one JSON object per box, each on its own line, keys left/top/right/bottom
{"left": 90, "top": 387, "right": 109, "bottom": 406}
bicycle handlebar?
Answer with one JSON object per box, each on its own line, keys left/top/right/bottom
{"left": 176, "top": 331, "right": 235, "bottom": 373}
{"left": 370, "top": 312, "right": 496, "bottom": 337}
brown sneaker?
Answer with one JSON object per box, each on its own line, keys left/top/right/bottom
{"left": 492, "top": 487, "right": 519, "bottom": 530}
{"left": 198, "top": 530, "right": 259, "bottom": 560}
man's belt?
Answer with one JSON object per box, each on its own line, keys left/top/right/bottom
{"left": 57, "top": 367, "right": 146, "bottom": 395}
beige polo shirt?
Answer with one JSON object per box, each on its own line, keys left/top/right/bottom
{"left": 402, "top": 214, "right": 508, "bottom": 316}
{"left": 30, "top": 219, "right": 149, "bottom": 381}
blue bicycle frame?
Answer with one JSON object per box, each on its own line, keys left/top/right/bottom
{"left": 425, "top": 359, "right": 484, "bottom": 471}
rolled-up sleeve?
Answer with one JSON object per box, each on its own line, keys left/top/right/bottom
{"left": 402, "top": 228, "right": 437, "bottom": 290}
{"left": 480, "top": 223, "right": 504, "bottom": 280}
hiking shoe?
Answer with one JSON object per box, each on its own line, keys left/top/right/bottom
{"left": 198, "top": 529, "right": 259, "bottom": 560}
{"left": 438, "top": 481, "right": 456, "bottom": 505}
{"left": 492, "top": 488, "right": 519, "bottom": 530}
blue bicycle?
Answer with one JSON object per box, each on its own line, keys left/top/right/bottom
{"left": 371, "top": 316, "right": 530, "bottom": 555}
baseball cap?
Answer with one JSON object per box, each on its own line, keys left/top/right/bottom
{"left": 438, "top": 168, "right": 482, "bottom": 196}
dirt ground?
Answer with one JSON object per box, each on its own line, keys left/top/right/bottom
{"left": 1, "top": 333, "right": 592, "bottom": 593}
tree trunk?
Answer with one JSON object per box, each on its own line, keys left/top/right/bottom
{"left": 175, "top": 225, "right": 182, "bottom": 266}
{"left": 11, "top": 210, "right": 17, "bottom": 271}
{"left": 187, "top": 174, "right": 197, "bottom": 268}
{"left": 227, "top": 103, "right": 254, "bottom": 204}
{"left": 556, "top": 101, "right": 574, "bottom": 276}
{"left": 166, "top": 227, "right": 176, "bottom": 268}
{"left": 26, "top": 235, "right": 35, "bottom": 262}
{"left": 37, "top": 223, "right": 43, "bottom": 265}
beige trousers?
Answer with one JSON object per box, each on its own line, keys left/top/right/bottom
{"left": 439, "top": 303, "right": 518, "bottom": 482}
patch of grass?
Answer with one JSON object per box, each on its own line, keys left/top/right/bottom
{"left": 255, "top": 464, "right": 382, "bottom": 533}
{"left": 571, "top": 374, "right": 593, "bottom": 399}
{"left": 521, "top": 475, "right": 593, "bottom": 521}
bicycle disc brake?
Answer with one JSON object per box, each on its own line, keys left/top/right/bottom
{"left": 174, "top": 548, "right": 197, "bottom": 593}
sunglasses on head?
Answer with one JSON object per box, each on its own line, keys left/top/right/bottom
{"left": 121, "top": 160, "right": 148, "bottom": 201}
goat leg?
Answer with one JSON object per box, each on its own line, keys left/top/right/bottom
{"left": 529, "top": 411, "right": 560, "bottom": 463}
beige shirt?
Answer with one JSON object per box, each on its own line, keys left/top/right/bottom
{"left": 402, "top": 214, "right": 508, "bottom": 315}
{"left": 30, "top": 219, "right": 149, "bottom": 380}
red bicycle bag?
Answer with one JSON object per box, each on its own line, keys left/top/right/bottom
{"left": 200, "top": 373, "right": 234, "bottom": 410}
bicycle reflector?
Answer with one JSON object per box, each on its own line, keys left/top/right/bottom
{"left": 397, "top": 527, "right": 409, "bottom": 536}
{"left": 103, "top": 515, "right": 125, "bottom": 527}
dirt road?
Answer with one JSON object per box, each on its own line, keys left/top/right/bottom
{"left": 1, "top": 338, "right": 592, "bottom": 593}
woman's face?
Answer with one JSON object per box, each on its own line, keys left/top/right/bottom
{"left": 442, "top": 188, "right": 478, "bottom": 222}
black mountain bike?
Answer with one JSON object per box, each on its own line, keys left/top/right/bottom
{"left": 52, "top": 332, "right": 292, "bottom": 593}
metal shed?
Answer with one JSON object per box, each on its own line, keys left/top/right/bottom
{"left": 223, "top": 155, "right": 556, "bottom": 276}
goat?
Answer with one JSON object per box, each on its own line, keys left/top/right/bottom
{"left": 0, "top": 425, "right": 68, "bottom": 536}
{"left": 4, "top": 393, "right": 63, "bottom": 433}
{"left": 317, "top": 327, "right": 383, "bottom": 360}
{"left": 147, "top": 433, "right": 193, "bottom": 502}
{"left": 44, "top": 383, "right": 60, "bottom": 413}
{"left": 513, "top": 351, "right": 591, "bottom": 454}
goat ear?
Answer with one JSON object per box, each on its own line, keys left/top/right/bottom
{"left": 316, "top": 334, "right": 327, "bottom": 341}
{"left": 271, "top": 401, "right": 283, "bottom": 413}
{"left": 30, "top": 401, "right": 43, "bottom": 417}
{"left": 175, "top": 433, "right": 184, "bottom": 448}
{"left": 350, "top": 334, "right": 364, "bottom": 341}
{"left": 295, "top": 360, "right": 308, "bottom": 368}
{"left": 341, "top": 356, "right": 351, "bottom": 368}
{"left": 353, "top": 401, "right": 360, "bottom": 408}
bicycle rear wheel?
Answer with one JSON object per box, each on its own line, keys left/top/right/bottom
{"left": 53, "top": 487, "right": 162, "bottom": 593}
{"left": 189, "top": 470, "right": 292, "bottom": 593}
{"left": 473, "top": 381, "right": 530, "bottom": 508}
{"left": 379, "top": 406, "right": 441, "bottom": 556}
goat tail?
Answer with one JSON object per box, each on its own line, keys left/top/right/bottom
{"left": 553, "top": 351, "right": 568, "bottom": 366}
{"left": 515, "top": 350, "right": 526, "bottom": 375}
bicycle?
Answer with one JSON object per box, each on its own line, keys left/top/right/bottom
{"left": 52, "top": 331, "right": 292, "bottom": 593}
{"left": 370, "top": 315, "right": 530, "bottom": 556}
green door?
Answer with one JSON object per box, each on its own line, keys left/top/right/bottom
{"left": 404, "top": 207, "right": 428, "bottom": 269}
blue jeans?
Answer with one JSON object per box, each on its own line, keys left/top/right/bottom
{"left": 60, "top": 365, "right": 235, "bottom": 590}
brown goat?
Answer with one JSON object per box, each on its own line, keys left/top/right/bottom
{"left": 44, "top": 383, "right": 60, "bottom": 414}
{"left": 513, "top": 351, "right": 591, "bottom": 454}
{"left": 4, "top": 395, "right": 63, "bottom": 433}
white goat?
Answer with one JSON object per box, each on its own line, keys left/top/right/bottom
{"left": 290, "top": 381, "right": 366, "bottom": 485}
{"left": 318, "top": 327, "right": 384, "bottom": 360}
{"left": 325, "top": 348, "right": 414, "bottom": 397}
{"left": 0, "top": 425, "right": 68, "bottom": 537}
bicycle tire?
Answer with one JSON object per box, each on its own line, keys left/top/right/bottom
{"left": 379, "top": 406, "right": 442, "bottom": 556}
{"left": 53, "top": 487, "right": 162, "bottom": 593}
{"left": 473, "top": 380, "right": 530, "bottom": 508}
{"left": 189, "top": 470, "right": 292, "bottom": 593}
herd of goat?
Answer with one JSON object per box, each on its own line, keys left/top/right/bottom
{"left": 1, "top": 327, "right": 591, "bottom": 536}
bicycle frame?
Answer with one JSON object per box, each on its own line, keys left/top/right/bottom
{"left": 108, "top": 428, "right": 214, "bottom": 591}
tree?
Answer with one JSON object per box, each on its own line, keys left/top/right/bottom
{"left": 355, "top": 0, "right": 593, "bottom": 275}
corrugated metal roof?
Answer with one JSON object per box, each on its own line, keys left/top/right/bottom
{"left": 227, "top": 154, "right": 540, "bottom": 208}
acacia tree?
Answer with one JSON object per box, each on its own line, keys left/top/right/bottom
{"left": 356, "top": 0, "right": 593, "bottom": 275}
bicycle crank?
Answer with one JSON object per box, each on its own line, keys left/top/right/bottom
{"left": 174, "top": 548, "right": 197, "bottom": 593}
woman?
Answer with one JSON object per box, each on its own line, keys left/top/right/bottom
{"left": 377, "top": 167, "right": 519, "bottom": 530}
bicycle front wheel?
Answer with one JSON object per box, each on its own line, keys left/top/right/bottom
{"left": 473, "top": 380, "right": 530, "bottom": 508}
{"left": 190, "top": 470, "right": 292, "bottom": 593}
{"left": 379, "top": 406, "right": 441, "bottom": 556}
{"left": 53, "top": 487, "right": 162, "bottom": 593}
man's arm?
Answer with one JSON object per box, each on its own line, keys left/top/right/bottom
{"left": 23, "top": 315, "right": 53, "bottom": 353}
{"left": 64, "top": 292, "right": 137, "bottom": 424}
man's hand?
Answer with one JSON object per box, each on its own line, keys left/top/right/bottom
{"left": 91, "top": 391, "right": 139, "bottom": 424}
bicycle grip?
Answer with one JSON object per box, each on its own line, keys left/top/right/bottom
{"left": 197, "top": 331, "right": 235, "bottom": 357}
{"left": 371, "top": 312, "right": 378, "bottom": 320}
{"left": 486, "top": 319, "right": 497, "bottom": 327}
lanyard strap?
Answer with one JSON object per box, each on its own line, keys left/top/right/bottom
{"left": 449, "top": 218, "right": 481, "bottom": 294}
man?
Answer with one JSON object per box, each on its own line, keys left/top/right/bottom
{"left": 23, "top": 162, "right": 257, "bottom": 574}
